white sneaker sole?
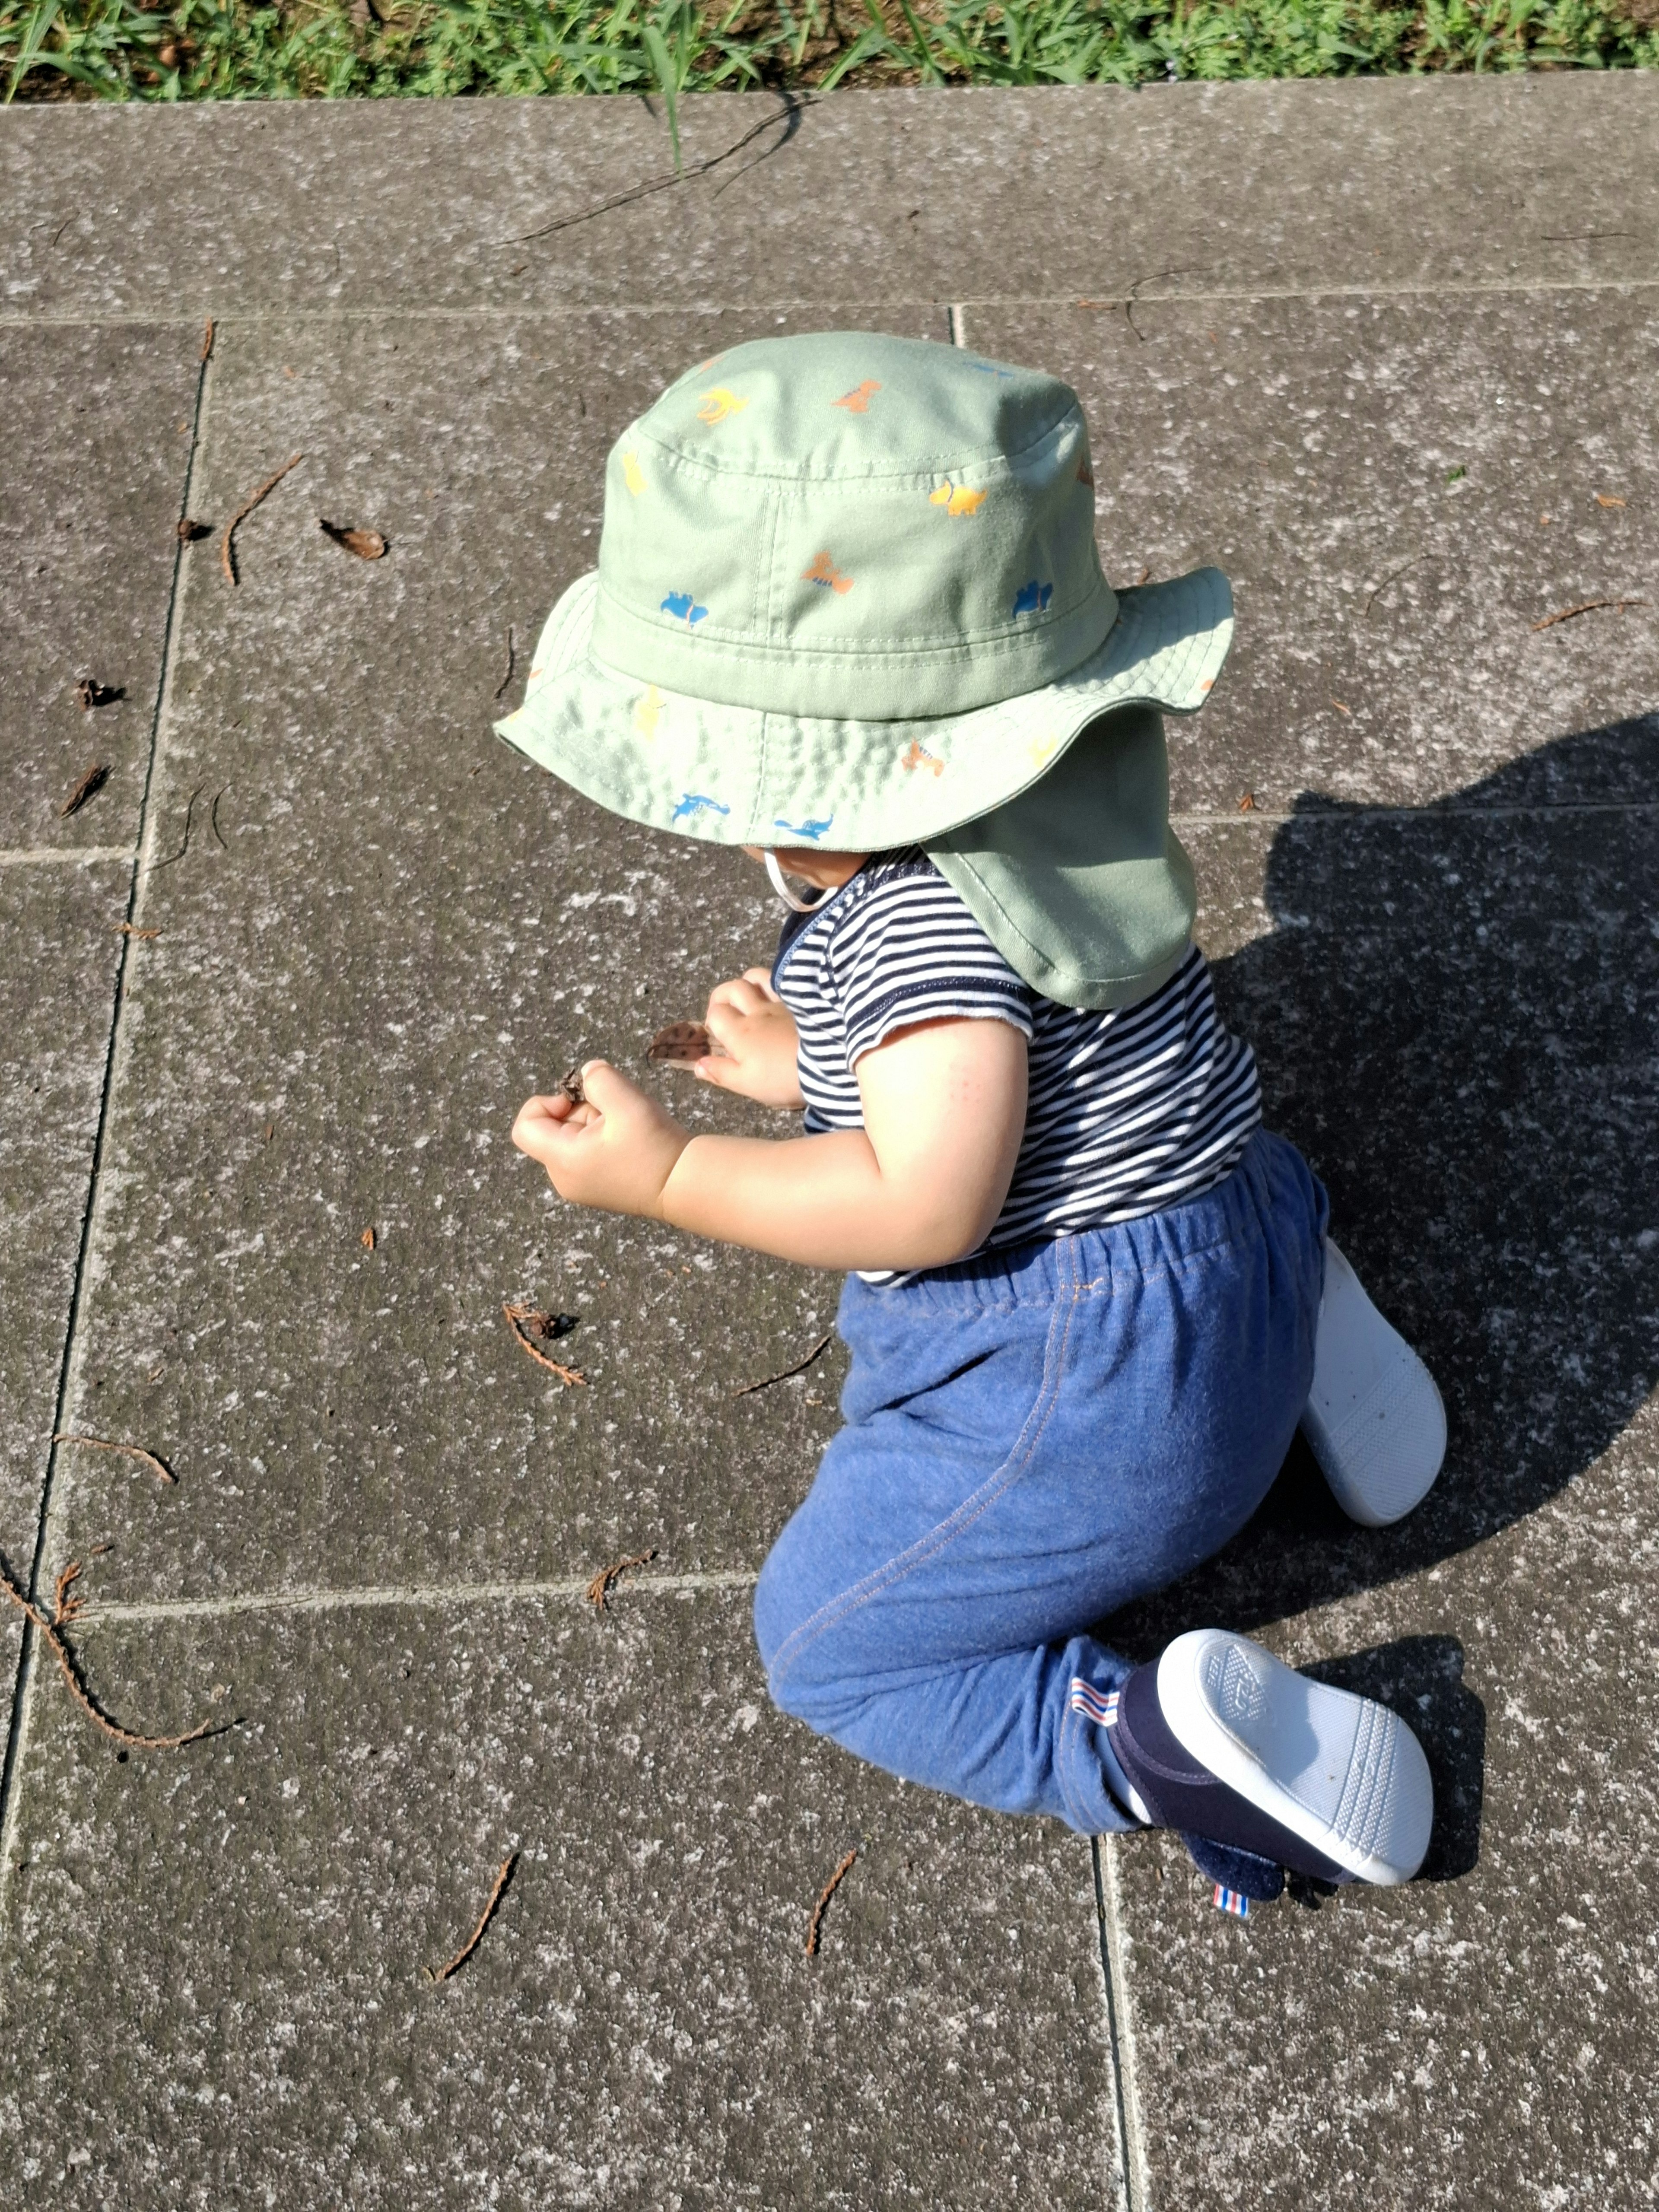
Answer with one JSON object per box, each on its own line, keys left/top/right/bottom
{"left": 1157, "top": 1629, "right": 1433, "bottom": 1886}
{"left": 1302, "top": 1239, "right": 1446, "bottom": 1528}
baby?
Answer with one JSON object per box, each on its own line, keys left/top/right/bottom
{"left": 503, "top": 333, "right": 1447, "bottom": 1911}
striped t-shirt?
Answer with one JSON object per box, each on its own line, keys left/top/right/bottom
{"left": 770, "top": 849, "right": 1262, "bottom": 1282}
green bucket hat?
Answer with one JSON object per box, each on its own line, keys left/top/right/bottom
{"left": 496, "top": 330, "right": 1232, "bottom": 1006}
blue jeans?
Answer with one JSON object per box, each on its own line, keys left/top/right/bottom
{"left": 753, "top": 1131, "right": 1328, "bottom": 1835}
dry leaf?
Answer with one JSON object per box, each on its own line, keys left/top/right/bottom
{"left": 60, "top": 763, "right": 110, "bottom": 816}
{"left": 112, "top": 923, "right": 161, "bottom": 940}
{"left": 177, "top": 517, "right": 212, "bottom": 543}
{"left": 361, "top": 1226, "right": 376, "bottom": 1250}
{"left": 1595, "top": 493, "right": 1627, "bottom": 510}
{"left": 647, "top": 1020, "right": 728, "bottom": 1066}
{"left": 319, "top": 519, "right": 388, "bottom": 560}
{"left": 1330, "top": 699, "right": 1351, "bottom": 715}
{"left": 1238, "top": 792, "right": 1258, "bottom": 814}
{"left": 72, "top": 677, "right": 120, "bottom": 711}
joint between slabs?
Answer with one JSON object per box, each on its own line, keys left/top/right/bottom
{"left": 0, "top": 331, "right": 217, "bottom": 1910}
{"left": 73, "top": 1566, "right": 761, "bottom": 1628}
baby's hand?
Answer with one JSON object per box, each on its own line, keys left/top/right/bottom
{"left": 697, "top": 968, "right": 805, "bottom": 1109}
{"left": 512, "top": 1063, "right": 690, "bottom": 1219}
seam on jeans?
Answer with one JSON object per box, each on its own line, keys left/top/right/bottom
{"left": 1057, "top": 1693, "right": 1091, "bottom": 1833}
{"left": 768, "top": 1276, "right": 1082, "bottom": 1687}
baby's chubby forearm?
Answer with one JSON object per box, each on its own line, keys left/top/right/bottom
{"left": 660, "top": 1126, "right": 989, "bottom": 1271}
{"left": 512, "top": 1012, "right": 1029, "bottom": 1275}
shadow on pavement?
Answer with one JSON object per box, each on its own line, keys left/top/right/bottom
{"left": 1100, "top": 715, "right": 1659, "bottom": 1786}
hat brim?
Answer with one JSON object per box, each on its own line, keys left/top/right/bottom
{"left": 494, "top": 565, "right": 1231, "bottom": 850}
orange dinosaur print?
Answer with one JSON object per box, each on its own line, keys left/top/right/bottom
{"left": 697, "top": 387, "right": 749, "bottom": 426}
{"left": 832, "top": 380, "right": 882, "bottom": 413}
{"left": 802, "top": 551, "right": 853, "bottom": 595}
{"left": 900, "top": 741, "right": 944, "bottom": 778}
{"left": 928, "top": 482, "right": 987, "bottom": 518}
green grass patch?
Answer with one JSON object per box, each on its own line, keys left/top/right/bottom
{"left": 4, "top": 0, "right": 1655, "bottom": 105}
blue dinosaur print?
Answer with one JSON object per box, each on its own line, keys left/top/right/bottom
{"left": 1012, "top": 579, "right": 1055, "bottom": 618}
{"left": 772, "top": 815, "right": 834, "bottom": 841}
{"left": 672, "top": 793, "right": 731, "bottom": 823}
{"left": 967, "top": 359, "right": 1016, "bottom": 381}
{"left": 661, "top": 591, "right": 709, "bottom": 626}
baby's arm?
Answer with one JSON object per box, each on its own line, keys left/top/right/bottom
{"left": 512, "top": 1015, "right": 1027, "bottom": 1274}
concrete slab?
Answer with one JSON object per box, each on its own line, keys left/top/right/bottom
{"left": 0, "top": 1586, "right": 1121, "bottom": 2208}
{"left": 966, "top": 294, "right": 1659, "bottom": 812}
{"left": 0, "top": 861, "right": 131, "bottom": 1564}
{"left": 48, "top": 302, "right": 944, "bottom": 1605}
{"left": 0, "top": 79, "right": 1655, "bottom": 322}
{"left": 0, "top": 323, "right": 200, "bottom": 851}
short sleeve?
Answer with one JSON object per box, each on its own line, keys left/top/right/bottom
{"left": 825, "top": 860, "right": 1034, "bottom": 1070}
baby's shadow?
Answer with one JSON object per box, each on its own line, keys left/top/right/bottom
{"left": 1103, "top": 709, "right": 1659, "bottom": 1653}
{"left": 1302, "top": 1635, "right": 1486, "bottom": 1885}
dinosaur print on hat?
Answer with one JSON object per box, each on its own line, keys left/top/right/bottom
{"left": 773, "top": 815, "right": 834, "bottom": 841}
{"left": 1012, "top": 579, "right": 1055, "bottom": 618}
{"left": 622, "top": 451, "right": 647, "bottom": 495}
{"left": 929, "top": 482, "right": 987, "bottom": 519}
{"left": 900, "top": 741, "right": 944, "bottom": 777}
{"left": 696, "top": 387, "right": 749, "bottom": 425}
{"left": 672, "top": 793, "right": 731, "bottom": 823}
{"left": 831, "top": 380, "right": 882, "bottom": 413}
{"left": 661, "top": 592, "right": 709, "bottom": 626}
{"left": 633, "top": 684, "right": 666, "bottom": 739}
{"left": 802, "top": 551, "right": 854, "bottom": 595}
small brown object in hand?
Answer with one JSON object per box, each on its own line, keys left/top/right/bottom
{"left": 648, "top": 1020, "right": 728, "bottom": 1066}
{"left": 559, "top": 1065, "right": 586, "bottom": 1106}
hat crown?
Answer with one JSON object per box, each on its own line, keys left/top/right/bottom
{"left": 591, "top": 331, "right": 1116, "bottom": 720}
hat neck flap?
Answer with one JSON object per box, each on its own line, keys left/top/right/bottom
{"left": 926, "top": 705, "right": 1197, "bottom": 1012}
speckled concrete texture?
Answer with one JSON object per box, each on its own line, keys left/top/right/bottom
{"left": 1, "top": 79, "right": 1656, "bottom": 2212}
{"left": 0, "top": 323, "right": 202, "bottom": 850}
{"left": 0, "top": 79, "right": 1656, "bottom": 319}
{"left": 0, "top": 1590, "right": 1119, "bottom": 2209}
{"left": 968, "top": 296, "right": 1659, "bottom": 813}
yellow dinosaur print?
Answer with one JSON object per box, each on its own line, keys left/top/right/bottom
{"left": 929, "top": 482, "right": 987, "bottom": 518}
{"left": 622, "top": 450, "right": 647, "bottom": 496}
{"left": 802, "top": 551, "right": 854, "bottom": 595}
{"left": 899, "top": 740, "right": 944, "bottom": 778}
{"left": 633, "top": 684, "right": 666, "bottom": 740}
{"left": 832, "top": 380, "right": 882, "bottom": 413}
{"left": 697, "top": 387, "right": 749, "bottom": 426}
{"left": 1028, "top": 735, "right": 1062, "bottom": 769}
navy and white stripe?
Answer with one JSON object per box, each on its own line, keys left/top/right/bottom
{"left": 772, "top": 849, "right": 1262, "bottom": 1281}
{"left": 1069, "top": 1680, "right": 1121, "bottom": 1729}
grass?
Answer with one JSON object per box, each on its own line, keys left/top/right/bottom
{"left": 3, "top": 0, "right": 1655, "bottom": 106}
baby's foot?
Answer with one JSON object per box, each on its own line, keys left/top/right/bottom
{"left": 1302, "top": 1238, "right": 1446, "bottom": 1527}
{"left": 1108, "top": 1629, "right": 1434, "bottom": 1891}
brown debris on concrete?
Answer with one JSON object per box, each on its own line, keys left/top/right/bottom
{"left": 805, "top": 1848, "right": 857, "bottom": 1957}
{"left": 732, "top": 1330, "right": 833, "bottom": 1400}
{"left": 426, "top": 1852, "right": 518, "bottom": 1983}
{"left": 0, "top": 1553, "right": 217, "bottom": 1752}
{"left": 502, "top": 1302, "right": 585, "bottom": 1387}
{"left": 585, "top": 1549, "right": 658, "bottom": 1613}
{"left": 59, "top": 763, "right": 110, "bottom": 816}
{"left": 52, "top": 1433, "right": 177, "bottom": 1486}
{"left": 1531, "top": 596, "right": 1645, "bottom": 632}
{"left": 318, "top": 518, "right": 388, "bottom": 560}
{"left": 220, "top": 452, "right": 303, "bottom": 585}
